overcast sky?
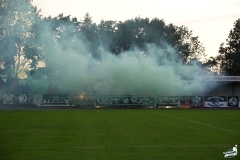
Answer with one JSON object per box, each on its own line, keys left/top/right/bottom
{"left": 32, "top": 0, "right": 240, "bottom": 58}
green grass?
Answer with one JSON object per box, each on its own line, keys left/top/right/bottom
{"left": 0, "top": 109, "right": 239, "bottom": 160}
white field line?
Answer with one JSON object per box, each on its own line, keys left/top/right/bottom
{"left": 21, "top": 145, "right": 229, "bottom": 149}
{"left": 165, "top": 114, "right": 240, "bottom": 134}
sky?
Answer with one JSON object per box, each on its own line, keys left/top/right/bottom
{"left": 32, "top": 0, "right": 240, "bottom": 59}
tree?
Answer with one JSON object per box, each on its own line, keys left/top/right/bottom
{"left": 97, "top": 20, "right": 117, "bottom": 51}
{"left": 216, "top": 19, "right": 240, "bottom": 75}
{"left": 79, "top": 13, "right": 99, "bottom": 58}
{"left": 0, "top": 0, "right": 42, "bottom": 77}
{"left": 202, "top": 56, "right": 218, "bottom": 74}
{"left": 42, "top": 14, "right": 82, "bottom": 77}
{"left": 108, "top": 17, "right": 206, "bottom": 64}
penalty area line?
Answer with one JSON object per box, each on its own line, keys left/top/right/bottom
{"left": 165, "top": 114, "right": 240, "bottom": 134}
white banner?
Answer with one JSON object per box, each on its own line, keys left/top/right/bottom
{"left": 204, "top": 96, "right": 228, "bottom": 107}
{"left": 205, "top": 101, "right": 227, "bottom": 107}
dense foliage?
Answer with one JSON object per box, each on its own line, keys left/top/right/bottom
{"left": 0, "top": 0, "right": 208, "bottom": 77}
{"left": 2, "top": 1, "right": 239, "bottom": 78}
{"left": 215, "top": 19, "right": 240, "bottom": 75}
{"left": 0, "top": 0, "right": 42, "bottom": 75}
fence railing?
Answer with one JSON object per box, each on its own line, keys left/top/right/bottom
{"left": 0, "top": 94, "right": 239, "bottom": 108}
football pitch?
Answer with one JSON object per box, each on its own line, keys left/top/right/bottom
{"left": 0, "top": 108, "right": 239, "bottom": 160}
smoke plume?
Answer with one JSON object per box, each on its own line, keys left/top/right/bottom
{"left": 30, "top": 20, "right": 208, "bottom": 96}
{"left": 1, "top": 1, "right": 216, "bottom": 96}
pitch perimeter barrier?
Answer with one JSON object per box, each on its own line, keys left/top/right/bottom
{"left": 0, "top": 94, "right": 71, "bottom": 107}
{"left": 95, "top": 96, "right": 154, "bottom": 107}
{"left": 0, "top": 94, "right": 96, "bottom": 107}
{"left": 0, "top": 94, "right": 34, "bottom": 107}
{"left": 0, "top": 94, "right": 239, "bottom": 108}
{"left": 68, "top": 95, "right": 95, "bottom": 106}
{"left": 204, "top": 96, "right": 239, "bottom": 108}
{"left": 178, "top": 96, "right": 203, "bottom": 108}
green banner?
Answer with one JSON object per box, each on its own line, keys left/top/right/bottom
{"left": 158, "top": 96, "right": 179, "bottom": 106}
{"left": 68, "top": 95, "right": 95, "bottom": 105}
{"left": 96, "top": 96, "right": 154, "bottom": 106}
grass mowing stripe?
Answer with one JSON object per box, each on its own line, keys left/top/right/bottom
{"left": 147, "top": 110, "right": 240, "bottom": 134}
{"left": 164, "top": 114, "right": 240, "bottom": 134}
{"left": 0, "top": 109, "right": 239, "bottom": 160}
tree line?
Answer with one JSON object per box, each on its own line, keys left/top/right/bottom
{"left": 0, "top": 0, "right": 239, "bottom": 77}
